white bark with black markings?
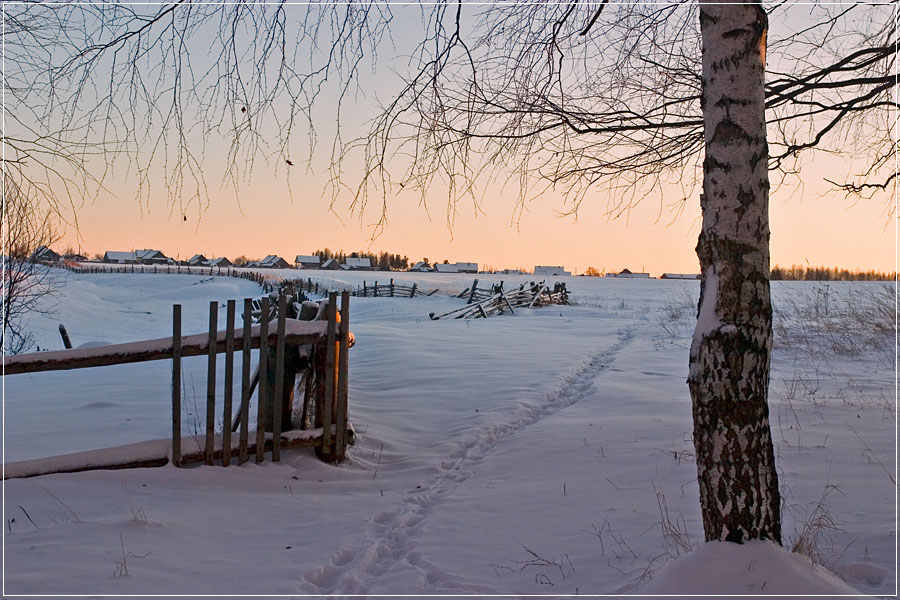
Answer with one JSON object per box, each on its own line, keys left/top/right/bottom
{"left": 690, "top": 0, "right": 781, "bottom": 544}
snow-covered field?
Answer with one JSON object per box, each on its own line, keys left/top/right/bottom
{"left": 2, "top": 269, "right": 895, "bottom": 597}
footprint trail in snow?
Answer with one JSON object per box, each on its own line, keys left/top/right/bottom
{"left": 300, "top": 326, "right": 636, "bottom": 595}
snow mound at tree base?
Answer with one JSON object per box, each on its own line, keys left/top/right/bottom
{"left": 635, "top": 540, "right": 862, "bottom": 598}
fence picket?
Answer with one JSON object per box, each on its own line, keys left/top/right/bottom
{"left": 205, "top": 301, "right": 217, "bottom": 465}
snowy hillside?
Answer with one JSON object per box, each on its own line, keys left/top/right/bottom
{"left": 2, "top": 270, "right": 895, "bottom": 596}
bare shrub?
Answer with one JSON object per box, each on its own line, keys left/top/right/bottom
{"left": 773, "top": 282, "right": 895, "bottom": 364}
{"left": 785, "top": 485, "right": 843, "bottom": 566}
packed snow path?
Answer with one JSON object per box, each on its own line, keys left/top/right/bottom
{"left": 301, "top": 326, "right": 636, "bottom": 594}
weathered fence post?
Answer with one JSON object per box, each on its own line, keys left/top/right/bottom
{"left": 335, "top": 291, "right": 351, "bottom": 461}
{"left": 239, "top": 298, "right": 252, "bottom": 464}
{"left": 390, "top": 279, "right": 394, "bottom": 297}
{"left": 172, "top": 305, "right": 182, "bottom": 467}
{"left": 272, "top": 294, "right": 287, "bottom": 462}
{"left": 255, "top": 297, "right": 269, "bottom": 462}
{"left": 318, "top": 293, "right": 338, "bottom": 460}
{"left": 222, "top": 300, "right": 235, "bottom": 466}
{"left": 467, "top": 279, "right": 479, "bottom": 304}
{"left": 205, "top": 301, "right": 217, "bottom": 465}
{"left": 410, "top": 283, "right": 417, "bottom": 298}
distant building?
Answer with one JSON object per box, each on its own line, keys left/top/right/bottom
{"left": 295, "top": 255, "right": 321, "bottom": 269}
{"left": 456, "top": 262, "right": 479, "bottom": 273}
{"left": 31, "top": 246, "right": 61, "bottom": 262}
{"left": 249, "top": 254, "right": 291, "bottom": 269}
{"left": 321, "top": 258, "right": 342, "bottom": 270}
{"left": 499, "top": 268, "right": 524, "bottom": 275}
{"left": 409, "top": 261, "right": 433, "bottom": 272}
{"left": 534, "top": 265, "right": 571, "bottom": 276}
{"left": 62, "top": 252, "right": 89, "bottom": 262}
{"left": 660, "top": 273, "right": 700, "bottom": 280}
{"left": 103, "top": 251, "right": 137, "bottom": 264}
{"left": 187, "top": 254, "right": 210, "bottom": 267}
{"left": 434, "top": 263, "right": 458, "bottom": 273}
{"left": 209, "top": 257, "right": 233, "bottom": 268}
{"left": 135, "top": 249, "right": 171, "bottom": 265}
{"left": 608, "top": 268, "right": 651, "bottom": 279}
{"left": 344, "top": 257, "right": 372, "bottom": 270}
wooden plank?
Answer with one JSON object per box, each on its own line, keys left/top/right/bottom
{"left": 222, "top": 299, "right": 235, "bottom": 467}
{"left": 467, "top": 279, "right": 479, "bottom": 304}
{"left": 2, "top": 320, "right": 328, "bottom": 376}
{"left": 321, "top": 293, "right": 337, "bottom": 457}
{"left": 272, "top": 295, "right": 287, "bottom": 462}
{"left": 3, "top": 427, "right": 354, "bottom": 479}
{"left": 172, "top": 304, "right": 182, "bottom": 467}
{"left": 255, "top": 297, "right": 269, "bottom": 463}
{"left": 335, "top": 291, "right": 350, "bottom": 461}
{"left": 205, "top": 301, "right": 217, "bottom": 465}
{"left": 239, "top": 298, "right": 251, "bottom": 464}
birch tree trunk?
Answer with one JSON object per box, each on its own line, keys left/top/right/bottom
{"left": 689, "top": 0, "right": 781, "bottom": 544}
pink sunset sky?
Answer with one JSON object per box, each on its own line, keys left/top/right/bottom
{"left": 59, "top": 149, "right": 894, "bottom": 276}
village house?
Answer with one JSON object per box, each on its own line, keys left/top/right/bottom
{"left": 409, "top": 261, "right": 432, "bottom": 272}
{"left": 249, "top": 255, "right": 291, "bottom": 269}
{"left": 434, "top": 263, "right": 458, "bottom": 273}
{"left": 343, "top": 257, "right": 371, "bottom": 270}
{"left": 62, "top": 252, "right": 89, "bottom": 262}
{"left": 295, "top": 255, "right": 321, "bottom": 269}
{"left": 134, "top": 249, "right": 171, "bottom": 265}
{"left": 187, "top": 254, "right": 210, "bottom": 267}
{"left": 31, "top": 246, "right": 61, "bottom": 262}
{"left": 606, "top": 268, "right": 651, "bottom": 278}
{"left": 103, "top": 251, "right": 137, "bottom": 264}
{"left": 209, "top": 257, "right": 233, "bottom": 268}
{"left": 660, "top": 273, "right": 700, "bottom": 280}
{"left": 456, "top": 262, "right": 478, "bottom": 274}
{"left": 533, "top": 265, "right": 571, "bottom": 276}
{"left": 320, "top": 258, "right": 342, "bottom": 270}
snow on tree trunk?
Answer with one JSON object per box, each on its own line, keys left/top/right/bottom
{"left": 690, "top": 0, "right": 781, "bottom": 544}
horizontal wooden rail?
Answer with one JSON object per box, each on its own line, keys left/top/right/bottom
{"left": 3, "top": 425, "right": 355, "bottom": 479}
{"left": 2, "top": 320, "right": 335, "bottom": 376}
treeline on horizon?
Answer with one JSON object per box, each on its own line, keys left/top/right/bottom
{"left": 769, "top": 264, "right": 896, "bottom": 281}
{"left": 313, "top": 248, "right": 410, "bottom": 271}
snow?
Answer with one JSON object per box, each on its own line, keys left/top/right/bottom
{"left": 2, "top": 270, "right": 895, "bottom": 596}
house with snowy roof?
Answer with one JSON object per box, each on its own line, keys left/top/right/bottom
{"left": 321, "top": 258, "right": 342, "bottom": 270}
{"left": 660, "top": 273, "right": 699, "bottom": 280}
{"left": 209, "top": 257, "right": 233, "bottom": 268}
{"left": 434, "top": 263, "right": 458, "bottom": 273}
{"left": 456, "top": 262, "right": 478, "bottom": 273}
{"left": 409, "top": 261, "right": 433, "bottom": 272}
{"left": 344, "top": 257, "right": 371, "bottom": 270}
{"left": 103, "top": 251, "right": 137, "bottom": 264}
{"left": 187, "top": 254, "right": 210, "bottom": 267}
{"left": 295, "top": 255, "right": 321, "bottom": 269}
{"left": 607, "top": 268, "right": 650, "bottom": 278}
{"left": 534, "top": 265, "right": 571, "bottom": 276}
{"left": 249, "top": 255, "right": 290, "bottom": 269}
{"left": 31, "top": 246, "right": 61, "bottom": 263}
{"left": 134, "top": 249, "right": 171, "bottom": 265}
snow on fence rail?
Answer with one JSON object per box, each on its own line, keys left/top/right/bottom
{"left": 2, "top": 292, "right": 355, "bottom": 478}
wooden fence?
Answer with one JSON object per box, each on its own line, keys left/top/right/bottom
{"left": 430, "top": 281, "right": 569, "bottom": 320}
{"left": 3, "top": 292, "right": 354, "bottom": 478}
{"left": 59, "top": 262, "right": 275, "bottom": 293}
{"left": 352, "top": 279, "right": 438, "bottom": 298}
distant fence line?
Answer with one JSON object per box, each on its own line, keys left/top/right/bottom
{"left": 59, "top": 263, "right": 440, "bottom": 301}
